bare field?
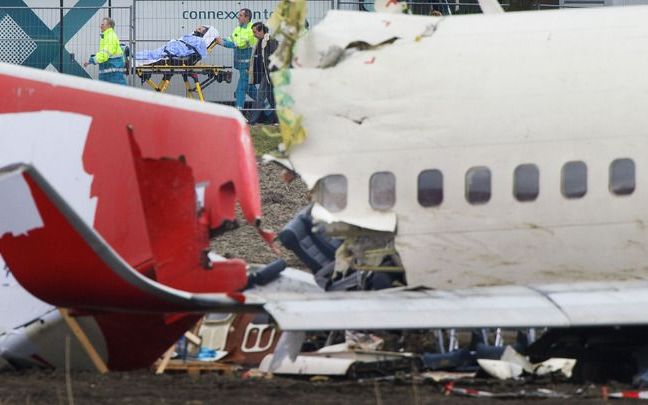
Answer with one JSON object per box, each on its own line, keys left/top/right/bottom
{"left": 0, "top": 369, "right": 632, "bottom": 404}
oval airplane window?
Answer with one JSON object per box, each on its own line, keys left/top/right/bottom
{"left": 369, "top": 171, "right": 396, "bottom": 210}
{"left": 609, "top": 158, "right": 635, "bottom": 196}
{"left": 466, "top": 166, "right": 491, "bottom": 204}
{"left": 318, "top": 174, "right": 347, "bottom": 212}
{"left": 561, "top": 161, "right": 587, "bottom": 199}
{"left": 513, "top": 164, "right": 539, "bottom": 202}
{"left": 418, "top": 169, "right": 443, "bottom": 207}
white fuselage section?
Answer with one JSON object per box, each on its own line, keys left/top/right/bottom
{"left": 284, "top": 6, "right": 648, "bottom": 288}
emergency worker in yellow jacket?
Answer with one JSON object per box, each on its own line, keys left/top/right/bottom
{"left": 83, "top": 18, "right": 126, "bottom": 85}
{"left": 216, "top": 9, "right": 257, "bottom": 109}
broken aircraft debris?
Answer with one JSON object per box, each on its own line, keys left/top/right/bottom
{"left": 4, "top": 0, "right": 648, "bottom": 387}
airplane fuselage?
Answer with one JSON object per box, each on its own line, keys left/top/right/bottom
{"left": 284, "top": 6, "right": 648, "bottom": 288}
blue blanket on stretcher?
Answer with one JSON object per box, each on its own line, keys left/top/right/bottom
{"left": 135, "top": 35, "right": 207, "bottom": 61}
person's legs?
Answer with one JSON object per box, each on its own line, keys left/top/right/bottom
{"left": 264, "top": 83, "right": 277, "bottom": 123}
{"left": 99, "top": 73, "right": 127, "bottom": 85}
{"left": 234, "top": 69, "right": 247, "bottom": 109}
{"left": 261, "top": 83, "right": 274, "bottom": 120}
{"left": 114, "top": 74, "right": 127, "bottom": 85}
{"left": 268, "top": 84, "right": 276, "bottom": 109}
{"left": 246, "top": 82, "right": 258, "bottom": 101}
{"left": 236, "top": 68, "right": 257, "bottom": 110}
{"left": 248, "top": 79, "right": 270, "bottom": 124}
{"left": 247, "top": 91, "right": 264, "bottom": 125}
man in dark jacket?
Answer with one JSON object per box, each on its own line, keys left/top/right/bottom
{"left": 247, "top": 22, "right": 278, "bottom": 124}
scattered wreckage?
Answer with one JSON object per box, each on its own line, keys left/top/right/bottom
{"left": 5, "top": 0, "right": 648, "bottom": 393}
{"left": 262, "top": 0, "right": 648, "bottom": 387}
{"left": 0, "top": 61, "right": 275, "bottom": 371}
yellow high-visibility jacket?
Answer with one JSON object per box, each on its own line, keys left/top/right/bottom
{"left": 89, "top": 27, "right": 126, "bottom": 84}
{"left": 94, "top": 27, "right": 123, "bottom": 64}
{"left": 223, "top": 22, "right": 257, "bottom": 70}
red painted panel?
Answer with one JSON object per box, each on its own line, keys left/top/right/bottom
{"left": 128, "top": 133, "right": 247, "bottom": 293}
{"left": 0, "top": 71, "right": 264, "bottom": 271}
{"left": 94, "top": 312, "right": 202, "bottom": 371}
{"left": 0, "top": 67, "right": 266, "bottom": 370}
{"left": 0, "top": 172, "right": 179, "bottom": 311}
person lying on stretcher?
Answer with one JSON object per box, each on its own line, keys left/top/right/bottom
{"left": 135, "top": 26, "right": 220, "bottom": 65}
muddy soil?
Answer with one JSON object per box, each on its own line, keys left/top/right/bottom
{"left": 210, "top": 159, "right": 310, "bottom": 268}
{"left": 0, "top": 369, "right": 634, "bottom": 404}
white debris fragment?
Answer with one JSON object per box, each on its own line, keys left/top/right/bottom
{"left": 500, "top": 345, "right": 533, "bottom": 373}
{"left": 533, "top": 357, "right": 577, "bottom": 378}
{"left": 477, "top": 358, "right": 524, "bottom": 380}
{"left": 478, "top": 345, "right": 576, "bottom": 380}
{"left": 267, "top": 330, "right": 306, "bottom": 372}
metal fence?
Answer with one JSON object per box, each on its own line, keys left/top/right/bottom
{"left": 4, "top": 0, "right": 643, "bottom": 105}
{"left": 131, "top": 0, "right": 335, "bottom": 103}
{"left": 127, "top": 0, "right": 518, "bottom": 104}
{"left": 0, "top": 0, "right": 515, "bottom": 106}
{"left": 0, "top": 6, "right": 132, "bottom": 80}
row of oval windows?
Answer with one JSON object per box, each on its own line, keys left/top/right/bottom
{"left": 318, "top": 158, "right": 636, "bottom": 212}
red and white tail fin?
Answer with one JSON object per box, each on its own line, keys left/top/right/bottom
{"left": 0, "top": 164, "right": 255, "bottom": 312}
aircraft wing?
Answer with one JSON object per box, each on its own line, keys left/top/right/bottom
{"left": 256, "top": 282, "right": 648, "bottom": 331}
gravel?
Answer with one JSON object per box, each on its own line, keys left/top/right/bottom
{"left": 210, "top": 159, "right": 310, "bottom": 267}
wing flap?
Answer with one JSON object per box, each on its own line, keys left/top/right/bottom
{"left": 261, "top": 282, "right": 648, "bottom": 331}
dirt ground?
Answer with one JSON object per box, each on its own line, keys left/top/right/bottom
{"left": 0, "top": 369, "right": 635, "bottom": 404}
{"left": 211, "top": 159, "right": 310, "bottom": 267}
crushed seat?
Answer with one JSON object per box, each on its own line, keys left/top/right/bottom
{"left": 278, "top": 204, "right": 341, "bottom": 273}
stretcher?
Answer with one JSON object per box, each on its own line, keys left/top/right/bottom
{"left": 135, "top": 60, "right": 232, "bottom": 101}
{"left": 134, "top": 27, "right": 230, "bottom": 101}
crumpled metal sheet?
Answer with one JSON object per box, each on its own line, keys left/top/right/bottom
{"left": 280, "top": 7, "right": 648, "bottom": 289}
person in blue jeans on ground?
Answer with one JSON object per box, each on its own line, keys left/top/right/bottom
{"left": 216, "top": 8, "right": 257, "bottom": 110}
{"left": 247, "top": 22, "right": 278, "bottom": 124}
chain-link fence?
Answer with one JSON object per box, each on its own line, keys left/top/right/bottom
{"left": 131, "top": 0, "right": 334, "bottom": 104}
{"left": 0, "top": 0, "right": 510, "bottom": 105}
{"left": 5, "top": 0, "right": 646, "bottom": 105}
{"left": 0, "top": 6, "right": 131, "bottom": 80}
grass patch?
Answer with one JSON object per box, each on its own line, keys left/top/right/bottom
{"left": 249, "top": 124, "right": 281, "bottom": 156}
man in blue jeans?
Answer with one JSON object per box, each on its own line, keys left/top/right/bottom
{"left": 216, "top": 8, "right": 257, "bottom": 110}
{"left": 247, "top": 22, "right": 278, "bottom": 124}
